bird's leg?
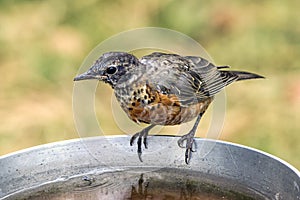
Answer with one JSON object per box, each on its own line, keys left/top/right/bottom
{"left": 177, "top": 113, "right": 203, "bottom": 164}
{"left": 130, "top": 124, "right": 156, "bottom": 162}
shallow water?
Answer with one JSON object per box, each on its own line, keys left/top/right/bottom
{"left": 9, "top": 169, "right": 266, "bottom": 200}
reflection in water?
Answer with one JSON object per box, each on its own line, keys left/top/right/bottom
{"left": 20, "top": 170, "right": 263, "bottom": 200}
{"left": 128, "top": 174, "right": 149, "bottom": 200}
{"left": 126, "top": 173, "right": 256, "bottom": 200}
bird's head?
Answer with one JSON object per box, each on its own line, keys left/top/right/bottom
{"left": 74, "top": 52, "right": 139, "bottom": 88}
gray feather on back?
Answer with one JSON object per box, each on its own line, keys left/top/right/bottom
{"left": 137, "top": 52, "right": 237, "bottom": 106}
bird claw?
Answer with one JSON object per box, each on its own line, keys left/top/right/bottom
{"left": 130, "top": 129, "right": 149, "bottom": 162}
{"left": 177, "top": 135, "right": 187, "bottom": 148}
{"left": 130, "top": 134, "right": 137, "bottom": 146}
{"left": 177, "top": 132, "right": 196, "bottom": 164}
{"left": 185, "top": 144, "right": 195, "bottom": 164}
{"left": 143, "top": 137, "right": 148, "bottom": 149}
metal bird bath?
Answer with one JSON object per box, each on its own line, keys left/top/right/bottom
{"left": 0, "top": 136, "right": 299, "bottom": 199}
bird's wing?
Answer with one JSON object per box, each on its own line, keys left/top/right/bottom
{"left": 139, "top": 53, "right": 238, "bottom": 106}
{"left": 139, "top": 53, "right": 197, "bottom": 105}
{"left": 184, "top": 56, "right": 238, "bottom": 98}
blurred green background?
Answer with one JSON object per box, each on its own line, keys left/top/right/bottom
{"left": 0, "top": 0, "right": 299, "bottom": 169}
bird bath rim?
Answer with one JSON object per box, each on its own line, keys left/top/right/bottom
{"left": 0, "top": 136, "right": 299, "bottom": 200}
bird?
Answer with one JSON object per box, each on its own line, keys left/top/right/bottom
{"left": 74, "top": 51, "right": 264, "bottom": 164}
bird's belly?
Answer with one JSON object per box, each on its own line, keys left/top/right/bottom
{"left": 125, "top": 98, "right": 213, "bottom": 126}
{"left": 114, "top": 82, "right": 213, "bottom": 126}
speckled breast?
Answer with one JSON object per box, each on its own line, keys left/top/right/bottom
{"left": 114, "top": 82, "right": 213, "bottom": 126}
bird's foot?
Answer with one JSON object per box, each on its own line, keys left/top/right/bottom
{"left": 177, "top": 131, "right": 196, "bottom": 164}
{"left": 130, "top": 126, "right": 152, "bottom": 162}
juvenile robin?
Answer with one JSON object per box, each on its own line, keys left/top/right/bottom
{"left": 74, "top": 52, "right": 264, "bottom": 164}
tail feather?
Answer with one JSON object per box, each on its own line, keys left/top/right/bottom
{"left": 220, "top": 70, "right": 265, "bottom": 82}
{"left": 234, "top": 71, "right": 264, "bottom": 81}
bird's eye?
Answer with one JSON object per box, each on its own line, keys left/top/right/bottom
{"left": 106, "top": 66, "right": 117, "bottom": 74}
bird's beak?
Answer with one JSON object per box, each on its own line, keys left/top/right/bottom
{"left": 73, "top": 69, "right": 104, "bottom": 81}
